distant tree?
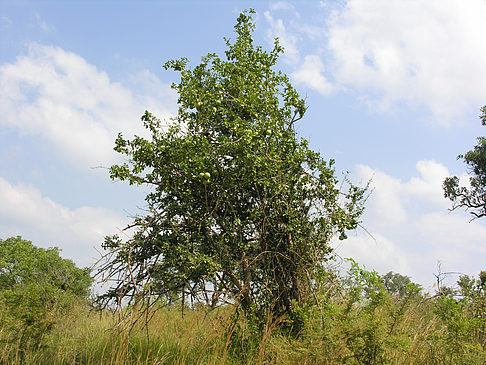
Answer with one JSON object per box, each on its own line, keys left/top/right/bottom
{"left": 443, "top": 105, "right": 486, "bottom": 219}
{"left": 381, "top": 271, "right": 421, "bottom": 298}
{"left": 382, "top": 271, "right": 411, "bottom": 297}
{"left": 0, "top": 236, "right": 92, "bottom": 296}
{"left": 0, "top": 236, "right": 92, "bottom": 350}
{"left": 96, "top": 10, "right": 367, "bottom": 331}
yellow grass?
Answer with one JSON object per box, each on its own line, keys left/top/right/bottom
{"left": 1, "top": 296, "right": 484, "bottom": 364}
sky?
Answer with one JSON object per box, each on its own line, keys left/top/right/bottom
{"left": 1, "top": 0, "right": 486, "bottom": 290}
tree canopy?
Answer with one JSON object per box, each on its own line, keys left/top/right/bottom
{"left": 0, "top": 236, "right": 93, "bottom": 350}
{"left": 443, "top": 105, "right": 486, "bottom": 219}
{"left": 0, "top": 236, "right": 92, "bottom": 297}
{"left": 96, "top": 10, "right": 367, "bottom": 328}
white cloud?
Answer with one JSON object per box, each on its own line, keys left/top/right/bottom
{"left": 405, "top": 160, "right": 451, "bottom": 208}
{"left": 0, "top": 176, "right": 129, "bottom": 268}
{"left": 269, "top": 2, "right": 295, "bottom": 12}
{"left": 334, "top": 232, "right": 413, "bottom": 277}
{"left": 418, "top": 212, "right": 486, "bottom": 253}
{"left": 357, "top": 160, "right": 457, "bottom": 224}
{"left": 416, "top": 211, "right": 486, "bottom": 285}
{"left": 295, "top": 23, "right": 325, "bottom": 40}
{"left": 326, "top": 0, "right": 486, "bottom": 123}
{"left": 342, "top": 160, "right": 486, "bottom": 287}
{"left": 0, "top": 44, "right": 176, "bottom": 169}
{"left": 264, "top": 11, "right": 300, "bottom": 64}
{"left": 1, "top": 16, "right": 12, "bottom": 28}
{"left": 292, "top": 54, "right": 334, "bottom": 95}
{"left": 35, "top": 13, "right": 53, "bottom": 33}
{"left": 356, "top": 164, "right": 407, "bottom": 225}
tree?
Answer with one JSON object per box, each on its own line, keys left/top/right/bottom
{"left": 381, "top": 271, "right": 421, "bottom": 298}
{"left": 0, "top": 236, "right": 92, "bottom": 350}
{"left": 0, "top": 236, "right": 92, "bottom": 296}
{"left": 96, "top": 10, "right": 367, "bottom": 329}
{"left": 443, "top": 105, "right": 486, "bottom": 219}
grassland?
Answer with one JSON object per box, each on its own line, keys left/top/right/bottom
{"left": 2, "top": 266, "right": 485, "bottom": 364}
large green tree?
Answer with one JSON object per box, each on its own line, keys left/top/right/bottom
{"left": 97, "top": 11, "right": 367, "bottom": 327}
{"left": 0, "top": 236, "right": 92, "bottom": 296}
{"left": 443, "top": 105, "right": 486, "bottom": 219}
{"left": 0, "top": 236, "right": 92, "bottom": 350}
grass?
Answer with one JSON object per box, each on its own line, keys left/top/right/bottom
{"left": 1, "top": 302, "right": 240, "bottom": 365}
{"left": 1, "top": 267, "right": 485, "bottom": 364}
{"left": 1, "top": 297, "right": 484, "bottom": 364}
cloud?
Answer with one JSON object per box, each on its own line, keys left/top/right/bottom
{"left": 405, "top": 160, "right": 451, "bottom": 208}
{"left": 35, "top": 13, "right": 54, "bottom": 33}
{"left": 325, "top": 0, "right": 486, "bottom": 123}
{"left": 334, "top": 232, "right": 413, "bottom": 278}
{"left": 1, "top": 16, "right": 12, "bottom": 28}
{"left": 0, "top": 44, "right": 176, "bottom": 169}
{"left": 292, "top": 54, "right": 334, "bottom": 95}
{"left": 357, "top": 160, "right": 461, "bottom": 224}
{"left": 0, "top": 176, "right": 129, "bottom": 268}
{"left": 418, "top": 212, "right": 486, "bottom": 253}
{"left": 356, "top": 164, "right": 407, "bottom": 226}
{"left": 269, "top": 2, "right": 295, "bottom": 12}
{"left": 337, "top": 160, "right": 486, "bottom": 287}
{"left": 264, "top": 11, "right": 300, "bottom": 64}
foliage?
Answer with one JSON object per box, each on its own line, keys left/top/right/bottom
{"left": 432, "top": 271, "right": 486, "bottom": 362}
{"left": 96, "top": 9, "right": 367, "bottom": 331}
{"left": 0, "top": 236, "right": 92, "bottom": 296}
{"left": 381, "top": 271, "right": 419, "bottom": 298}
{"left": 0, "top": 236, "right": 92, "bottom": 354}
{"left": 330, "top": 261, "right": 421, "bottom": 364}
{"left": 444, "top": 105, "right": 486, "bottom": 219}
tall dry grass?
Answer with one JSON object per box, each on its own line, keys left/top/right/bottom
{"left": 1, "top": 278, "right": 484, "bottom": 364}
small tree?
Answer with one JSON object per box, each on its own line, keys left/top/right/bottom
{"left": 443, "top": 105, "right": 486, "bottom": 219}
{"left": 96, "top": 10, "right": 367, "bottom": 330}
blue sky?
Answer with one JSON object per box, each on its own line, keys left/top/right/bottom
{"left": 1, "top": 0, "right": 486, "bottom": 289}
